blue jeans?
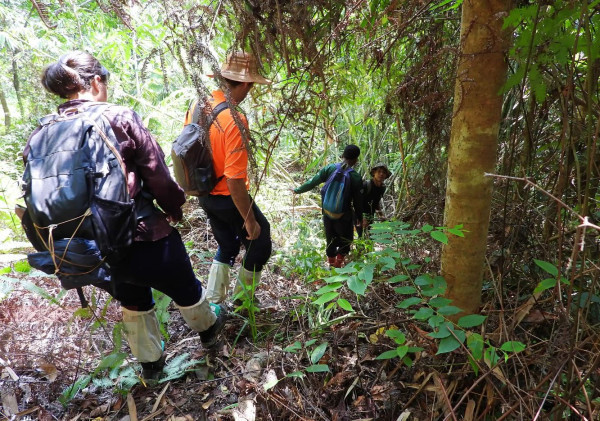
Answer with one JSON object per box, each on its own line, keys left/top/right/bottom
{"left": 199, "top": 194, "right": 272, "bottom": 272}
{"left": 109, "top": 229, "right": 203, "bottom": 311}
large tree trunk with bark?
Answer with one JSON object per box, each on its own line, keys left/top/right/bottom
{"left": 441, "top": 0, "right": 512, "bottom": 315}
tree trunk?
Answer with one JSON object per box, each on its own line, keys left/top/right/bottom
{"left": 441, "top": 0, "right": 511, "bottom": 315}
{"left": 0, "top": 86, "right": 10, "bottom": 133}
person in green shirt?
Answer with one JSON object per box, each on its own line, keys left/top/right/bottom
{"left": 293, "top": 145, "right": 364, "bottom": 268}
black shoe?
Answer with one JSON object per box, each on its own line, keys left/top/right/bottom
{"left": 200, "top": 310, "right": 228, "bottom": 348}
{"left": 141, "top": 354, "right": 165, "bottom": 383}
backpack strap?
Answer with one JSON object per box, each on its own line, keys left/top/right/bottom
{"left": 191, "top": 101, "right": 229, "bottom": 124}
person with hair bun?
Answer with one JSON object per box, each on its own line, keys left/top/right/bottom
{"left": 26, "top": 51, "right": 227, "bottom": 383}
{"left": 293, "top": 145, "right": 364, "bottom": 268}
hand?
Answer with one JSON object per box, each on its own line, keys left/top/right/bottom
{"left": 167, "top": 214, "right": 181, "bottom": 224}
{"left": 244, "top": 218, "right": 261, "bottom": 240}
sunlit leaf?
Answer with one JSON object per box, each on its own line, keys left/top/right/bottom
{"left": 305, "top": 364, "right": 330, "bottom": 373}
{"left": 310, "top": 343, "right": 328, "bottom": 364}
{"left": 312, "top": 292, "right": 339, "bottom": 305}
{"left": 347, "top": 276, "right": 367, "bottom": 296}
{"left": 430, "top": 230, "right": 448, "bottom": 244}
{"left": 337, "top": 299, "right": 354, "bottom": 312}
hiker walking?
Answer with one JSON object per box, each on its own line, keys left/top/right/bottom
{"left": 293, "top": 145, "right": 364, "bottom": 268}
{"left": 183, "top": 51, "right": 272, "bottom": 306}
{"left": 357, "top": 163, "right": 392, "bottom": 237}
{"left": 23, "top": 51, "right": 226, "bottom": 382}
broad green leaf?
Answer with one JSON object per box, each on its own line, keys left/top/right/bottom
{"left": 312, "top": 292, "right": 339, "bottom": 305}
{"left": 428, "top": 297, "right": 452, "bottom": 308}
{"left": 467, "top": 355, "right": 479, "bottom": 376}
{"left": 336, "top": 264, "right": 358, "bottom": 274}
{"left": 448, "top": 225, "right": 465, "bottom": 237}
{"left": 533, "top": 278, "right": 556, "bottom": 293}
{"left": 414, "top": 274, "right": 432, "bottom": 286}
{"left": 421, "top": 285, "right": 445, "bottom": 297}
{"left": 95, "top": 352, "right": 127, "bottom": 372}
{"left": 428, "top": 323, "right": 452, "bottom": 339}
{"left": 347, "top": 276, "right": 367, "bottom": 296}
{"left": 467, "top": 333, "right": 484, "bottom": 360}
{"left": 310, "top": 342, "right": 328, "bottom": 364}
{"left": 394, "top": 285, "right": 417, "bottom": 295}
{"left": 413, "top": 307, "right": 434, "bottom": 320}
{"left": 284, "top": 341, "right": 302, "bottom": 353}
{"left": 337, "top": 299, "right": 354, "bottom": 312}
{"left": 59, "top": 375, "right": 91, "bottom": 405}
{"left": 421, "top": 224, "right": 433, "bottom": 232}
{"left": 305, "top": 339, "right": 317, "bottom": 347}
{"left": 396, "top": 345, "right": 409, "bottom": 359}
{"left": 533, "top": 259, "right": 558, "bottom": 277}
{"left": 286, "top": 371, "right": 305, "bottom": 378}
{"left": 430, "top": 231, "right": 448, "bottom": 244}
{"left": 305, "top": 364, "right": 330, "bottom": 373}
{"left": 358, "top": 264, "right": 375, "bottom": 285}
{"left": 437, "top": 333, "right": 465, "bottom": 355}
{"left": 428, "top": 315, "right": 445, "bottom": 328}
{"left": 378, "top": 256, "right": 396, "bottom": 271}
{"left": 397, "top": 297, "right": 422, "bottom": 308}
{"left": 437, "top": 305, "right": 462, "bottom": 316}
{"left": 500, "top": 341, "right": 526, "bottom": 353}
{"left": 457, "top": 314, "right": 487, "bottom": 328}
{"left": 13, "top": 260, "right": 31, "bottom": 273}
{"left": 385, "top": 329, "right": 406, "bottom": 344}
{"left": 315, "top": 283, "right": 342, "bottom": 295}
{"left": 376, "top": 349, "right": 400, "bottom": 360}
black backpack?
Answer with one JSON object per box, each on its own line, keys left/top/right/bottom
{"left": 171, "top": 101, "right": 229, "bottom": 196}
{"left": 19, "top": 103, "right": 136, "bottom": 301}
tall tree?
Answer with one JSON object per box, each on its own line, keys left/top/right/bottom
{"left": 441, "top": 0, "right": 512, "bottom": 315}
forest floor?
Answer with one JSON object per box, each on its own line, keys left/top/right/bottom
{"left": 0, "top": 204, "right": 443, "bottom": 421}
{"left": 1, "top": 202, "right": 597, "bottom": 420}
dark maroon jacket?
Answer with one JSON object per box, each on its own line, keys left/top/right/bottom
{"left": 25, "top": 100, "right": 185, "bottom": 242}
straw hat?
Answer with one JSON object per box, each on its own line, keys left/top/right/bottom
{"left": 370, "top": 163, "right": 392, "bottom": 178}
{"left": 209, "top": 51, "right": 271, "bottom": 85}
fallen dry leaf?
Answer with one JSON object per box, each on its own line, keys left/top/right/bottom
{"left": 35, "top": 361, "right": 58, "bottom": 382}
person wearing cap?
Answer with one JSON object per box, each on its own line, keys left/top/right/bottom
{"left": 293, "top": 145, "right": 364, "bottom": 268}
{"left": 183, "top": 51, "right": 272, "bottom": 307}
{"left": 357, "top": 163, "right": 392, "bottom": 237}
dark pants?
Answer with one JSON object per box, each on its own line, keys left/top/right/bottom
{"left": 109, "top": 229, "right": 203, "bottom": 311}
{"left": 323, "top": 213, "right": 354, "bottom": 257}
{"left": 199, "top": 194, "right": 272, "bottom": 272}
{"left": 356, "top": 212, "right": 375, "bottom": 237}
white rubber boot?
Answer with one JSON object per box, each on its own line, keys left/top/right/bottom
{"left": 233, "top": 267, "right": 261, "bottom": 300}
{"left": 122, "top": 307, "right": 163, "bottom": 363}
{"left": 175, "top": 289, "right": 217, "bottom": 333}
{"left": 205, "top": 261, "right": 231, "bottom": 304}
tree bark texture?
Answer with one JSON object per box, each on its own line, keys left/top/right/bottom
{"left": 441, "top": 0, "right": 511, "bottom": 315}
